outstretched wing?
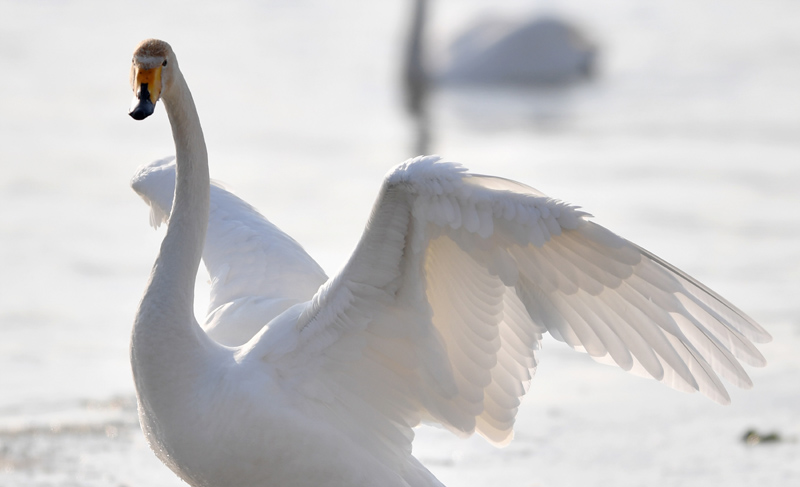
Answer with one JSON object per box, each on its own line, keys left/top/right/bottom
{"left": 131, "top": 157, "right": 328, "bottom": 345}
{"left": 253, "top": 155, "right": 770, "bottom": 467}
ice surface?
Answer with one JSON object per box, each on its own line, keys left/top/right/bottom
{"left": 0, "top": 0, "right": 798, "bottom": 486}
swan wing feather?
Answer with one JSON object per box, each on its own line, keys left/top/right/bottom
{"left": 255, "top": 155, "right": 770, "bottom": 463}
{"left": 132, "top": 157, "right": 328, "bottom": 345}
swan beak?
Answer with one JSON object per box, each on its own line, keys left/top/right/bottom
{"left": 129, "top": 66, "right": 163, "bottom": 120}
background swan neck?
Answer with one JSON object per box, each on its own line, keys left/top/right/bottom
{"left": 404, "top": 0, "right": 428, "bottom": 114}
{"left": 404, "top": 0, "right": 431, "bottom": 155}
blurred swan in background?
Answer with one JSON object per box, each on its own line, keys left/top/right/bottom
{"left": 440, "top": 16, "right": 596, "bottom": 86}
{"left": 128, "top": 38, "right": 769, "bottom": 487}
{"left": 403, "top": 0, "right": 596, "bottom": 154}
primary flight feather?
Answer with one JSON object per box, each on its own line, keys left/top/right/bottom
{"left": 128, "top": 39, "right": 769, "bottom": 487}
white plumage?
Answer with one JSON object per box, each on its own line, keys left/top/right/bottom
{"left": 131, "top": 156, "right": 327, "bottom": 346}
{"left": 127, "top": 39, "right": 770, "bottom": 487}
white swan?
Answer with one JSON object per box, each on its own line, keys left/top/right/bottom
{"left": 439, "top": 15, "right": 596, "bottom": 86}
{"left": 128, "top": 39, "right": 770, "bottom": 487}
{"left": 403, "top": 0, "right": 596, "bottom": 154}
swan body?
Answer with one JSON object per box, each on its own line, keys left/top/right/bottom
{"left": 128, "top": 39, "right": 770, "bottom": 487}
{"left": 440, "top": 16, "right": 596, "bottom": 86}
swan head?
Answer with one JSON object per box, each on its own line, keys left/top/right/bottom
{"left": 129, "top": 39, "right": 176, "bottom": 120}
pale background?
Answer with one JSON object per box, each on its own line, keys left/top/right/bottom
{"left": 0, "top": 0, "right": 798, "bottom": 486}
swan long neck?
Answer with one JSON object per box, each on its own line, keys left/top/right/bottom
{"left": 161, "top": 70, "right": 210, "bottom": 290}
{"left": 131, "top": 66, "right": 215, "bottom": 404}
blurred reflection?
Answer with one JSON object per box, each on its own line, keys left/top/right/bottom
{"left": 403, "top": 0, "right": 597, "bottom": 155}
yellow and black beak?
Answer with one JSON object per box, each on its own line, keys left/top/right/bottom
{"left": 129, "top": 65, "right": 163, "bottom": 120}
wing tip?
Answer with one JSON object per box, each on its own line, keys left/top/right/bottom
{"left": 385, "top": 155, "right": 468, "bottom": 191}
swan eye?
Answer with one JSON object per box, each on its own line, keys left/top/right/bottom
{"left": 162, "top": 60, "right": 168, "bottom": 67}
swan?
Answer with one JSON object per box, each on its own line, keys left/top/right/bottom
{"left": 403, "top": 0, "right": 596, "bottom": 154}
{"left": 439, "top": 15, "right": 596, "bottom": 86}
{"left": 128, "top": 39, "right": 770, "bottom": 487}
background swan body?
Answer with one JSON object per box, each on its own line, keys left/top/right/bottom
{"left": 128, "top": 39, "right": 770, "bottom": 487}
{"left": 440, "top": 16, "right": 596, "bottom": 86}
